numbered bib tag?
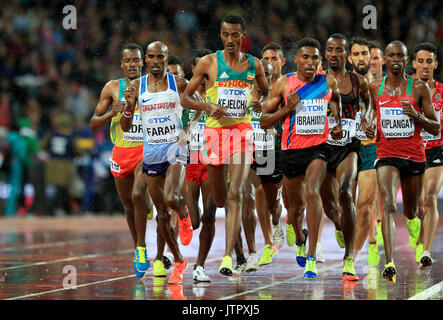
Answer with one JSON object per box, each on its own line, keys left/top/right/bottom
{"left": 217, "top": 87, "right": 250, "bottom": 118}
{"left": 295, "top": 101, "right": 327, "bottom": 135}
{"left": 327, "top": 117, "right": 356, "bottom": 146}
{"left": 251, "top": 121, "right": 274, "bottom": 151}
{"left": 123, "top": 112, "right": 144, "bottom": 142}
{"left": 380, "top": 107, "right": 415, "bottom": 138}
{"left": 145, "top": 113, "right": 179, "bottom": 144}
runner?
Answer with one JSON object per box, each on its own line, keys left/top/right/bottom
{"left": 322, "top": 34, "right": 371, "bottom": 281}
{"left": 121, "top": 41, "right": 198, "bottom": 284}
{"left": 167, "top": 55, "right": 185, "bottom": 78}
{"left": 181, "top": 14, "right": 269, "bottom": 276}
{"left": 413, "top": 42, "right": 443, "bottom": 267}
{"left": 261, "top": 37, "right": 343, "bottom": 279}
{"left": 368, "top": 40, "right": 386, "bottom": 81}
{"left": 363, "top": 40, "right": 439, "bottom": 283}
{"left": 89, "top": 43, "right": 153, "bottom": 278}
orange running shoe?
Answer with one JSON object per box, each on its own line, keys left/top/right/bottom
{"left": 168, "top": 258, "right": 188, "bottom": 284}
{"left": 178, "top": 207, "right": 193, "bottom": 246}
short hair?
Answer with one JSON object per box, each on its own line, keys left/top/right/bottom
{"left": 195, "top": 48, "right": 213, "bottom": 59}
{"left": 296, "top": 37, "right": 321, "bottom": 54}
{"left": 414, "top": 42, "right": 438, "bottom": 58}
{"left": 167, "top": 54, "right": 184, "bottom": 68}
{"left": 368, "top": 40, "right": 383, "bottom": 51}
{"left": 329, "top": 33, "right": 347, "bottom": 41}
{"left": 349, "top": 36, "right": 369, "bottom": 52}
{"left": 262, "top": 42, "right": 284, "bottom": 58}
{"left": 120, "top": 43, "right": 143, "bottom": 60}
{"left": 385, "top": 40, "right": 407, "bottom": 54}
{"left": 221, "top": 14, "right": 246, "bottom": 31}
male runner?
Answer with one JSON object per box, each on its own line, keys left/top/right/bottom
{"left": 89, "top": 43, "right": 153, "bottom": 278}
{"left": 121, "top": 41, "right": 197, "bottom": 284}
{"left": 181, "top": 14, "right": 269, "bottom": 276}
{"left": 369, "top": 40, "right": 386, "bottom": 81}
{"left": 413, "top": 42, "right": 443, "bottom": 267}
{"left": 348, "top": 36, "right": 382, "bottom": 266}
{"left": 363, "top": 40, "right": 439, "bottom": 283}
{"left": 322, "top": 34, "right": 371, "bottom": 281}
{"left": 261, "top": 37, "right": 343, "bottom": 279}
{"left": 167, "top": 55, "right": 185, "bottom": 78}
{"left": 182, "top": 48, "right": 218, "bottom": 282}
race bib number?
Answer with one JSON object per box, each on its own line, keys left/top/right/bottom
{"left": 380, "top": 107, "right": 415, "bottom": 138}
{"left": 110, "top": 159, "right": 121, "bottom": 173}
{"left": 217, "top": 87, "right": 250, "bottom": 118}
{"left": 189, "top": 122, "right": 205, "bottom": 151}
{"left": 145, "top": 114, "right": 179, "bottom": 144}
{"left": 327, "top": 117, "right": 356, "bottom": 146}
{"left": 355, "top": 112, "right": 376, "bottom": 141}
{"left": 421, "top": 111, "right": 441, "bottom": 141}
{"left": 123, "top": 113, "right": 144, "bottom": 142}
{"left": 295, "top": 100, "right": 327, "bottom": 135}
{"left": 251, "top": 121, "right": 274, "bottom": 151}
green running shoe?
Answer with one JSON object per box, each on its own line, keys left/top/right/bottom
{"left": 406, "top": 217, "right": 420, "bottom": 249}
{"left": 259, "top": 244, "right": 278, "bottom": 266}
{"left": 304, "top": 255, "right": 317, "bottom": 279}
{"left": 296, "top": 228, "right": 308, "bottom": 267}
{"left": 286, "top": 223, "right": 295, "bottom": 247}
{"left": 335, "top": 229, "right": 345, "bottom": 248}
{"left": 415, "top": 242, "right": 423, "bottom": 263}
{"left": 153, "top": 259, "right": 167, "bottom": 277}
{"left": 376, "top": 221, "right": 384, "bottom": 246}
{"left": 367, "top": 242, "right": 380, "bottom": 266}
{"left": 219, "top": 256, "right": 233, "bottom": 276}
{"left": 383, "top": 262, "right": 397, "bottom": 284}
{"left": 342, "top": 256, "right": 359, "bottom": 281}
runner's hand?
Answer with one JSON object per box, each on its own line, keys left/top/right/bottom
{"left": 331, "top": 124, "right": 343, "bottom": 140}
{"left": 361, "top": 117, "right": 375, "bottom": 139}
{"left": 286, "top": 89, "right": 301, "bottom": 112}
{"left": 209, "top": 103, "right": 226, "bottom": 119}
{"left": 111, "top": 102, "right": 125, "bottom": 117}
{"left": 252, "top": 99, "right": 262, "bottom": 113}
{"left": 401, "top": 100, "right": 420, "bottom": 120}
{"left": 124, "top": 85, "right": 136, "bottom": 107}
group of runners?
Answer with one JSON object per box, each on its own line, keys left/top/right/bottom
{"left": 89, "top": 14, "right": 442, "bottom": 285}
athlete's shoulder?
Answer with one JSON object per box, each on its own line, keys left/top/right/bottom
{"left": 413, "top": 77, "right": 430, "bottom": 92}
{"left": 434, "top": 80, "right": 443, "bottom": 90}
{"left": 173, "top": 75, "right": 189, "bottom": 92}
{"left": 325, "top": 73, "right": 338, "bottom": 88}
{"left": 368, "top": 79, "right": 381, "bottom": 94}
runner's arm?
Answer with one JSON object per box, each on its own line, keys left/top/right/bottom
{"left": 327, "top": 75, "right": 343, "bottom": 140}
{"left": 176, "top": 76, "right": 203, "bottom": 135}
{"left": 120, "top": 79, "right": 140, "bottom": 132}
{"left": 89, "top": 81, "right": 123, "bottom": 131}
{"left": 252, "top": 57, "right": 270, "bottom": 112}
{"left": 362, "top": 81, "right": 379, "bottom": 138}
{"left": 260, "top": 76, "right": 294, "bottom": 129}
{"left": 409, "top": 80, "right": 440, "bottom": 136}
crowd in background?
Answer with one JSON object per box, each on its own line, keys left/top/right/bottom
{"left": 0, "top": 0, "right": 442, "bottom": 216}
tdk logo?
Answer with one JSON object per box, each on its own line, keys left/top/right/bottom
{"left": 342, "top": 119, "right": 353, "bottom": 126}
{"left": 223, "top": 89, "right": 246, "bottom": 96}
{"left": 148, "top": 115, "right": 171, "bottom": 124}
{"left": 385, "top": 108, "right": 403, "bottom": 116}
{"left": 251, "top": 122, "right": 261, "bottom": 129}
{"left": 302, "top": 105, "right": 324, "bottom": 112}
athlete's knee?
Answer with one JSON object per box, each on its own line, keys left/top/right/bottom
{"left": 162, "top": 192, "right": 179, "bottom": 210}
{"left": 131, "top": 188, "right": 145, "bottom": 205}
{"left": 339, "top": 185, "right": 354, "bottom": 208}
{"left": 228, "top": 186, "right": 243, "bottom": 203}
{"left": 423, "top": 193, "right": 438, "bottom": 210}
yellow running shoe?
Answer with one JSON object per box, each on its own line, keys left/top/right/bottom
{"left": 383, "top": 262, "right": 397, "bottom": 284}
{"left": 406, "top": 217, "right": 420, "bottom": 249}
{"left": 259, "top": 244, "right": 278, "bottom": 266}
{"left": 219, "top": 256, "right": 233, "bottom": 276}
{"left": 303, "top": 255, "right": 317, "bottom": 279}
{"left": 153, "top": 259, "right": 167, "bottom": 277}
{"left": 415, "top": 242, "right": 423, "bottom": 263}
{"left": 342, "top": 256, "right": 359, "bottom": 281}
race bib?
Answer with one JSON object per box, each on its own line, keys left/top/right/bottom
{"left": 380, "top": 107, "right": 415, "bottom": 138}
{"left": 295, "top": 100, "right": 327, "bottom": 135}
{"left": 145, "top": 113, "right": 179, "bottom": 144}
{"left": 189, "top": 122, "right": 206, "bottom": 151}
{"left": 217, "top": 87, "right": 250, "bottom": 118}
{"left": 109, "top": 159, "right": 121, "bottom": 173}
{"left": 421, "top": 111, "right": 441, "bottom": 141}
{"left": 355, "top": 112, "right": 376, "bottom": 141}
{"left": 327, "top": 117, "right": 356, "bottom": 146}
{"left": 123, "top": 113, "right": 144, "bottom": 142}
{"left": 251, "top": 121, "right": 274, "bottom": 151}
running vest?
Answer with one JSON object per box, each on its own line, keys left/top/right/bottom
{"left": 327, "top": 72, "right": 360, "bottom": 147}
{"left": 375, "top": 75, "right": 425, "bottom": 162}
{"left": 282, "top": 73, "right": 331, "bottom": 150}
{"left": 422, "top": 81, "right": 443, "bottom": 149}
{"left": 138, "top": 73, "right": 184, "bottom": 164}
{"left": 110, "top": 78, "right": 143, "bottom": 147}
{"left": 250, "top": 107, "right": 276, "bottom": 152}
{"left": 205, "top": 51, "right": 255, "bottom": 127}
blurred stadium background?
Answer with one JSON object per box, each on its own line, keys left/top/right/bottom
{"left": 0, "top": 0, "right": 442, "bottom": 216}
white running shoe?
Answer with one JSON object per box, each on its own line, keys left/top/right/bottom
{"left": 272, "top": 222, "right": 285, "bottom": 250}
{"left": 245, "top": 252, "right": 259, "bottom": 272}
{"left": 420, "top": 250, "right": 433, "bottom": 268}
{"left": 193, "top": 265, "right": 211, "bottom": 282}
{"left": 162, "top": 251, "right": 174, "bottom": 270}
{"left": 316, "top": 242, "right": 325, "bottom": 263}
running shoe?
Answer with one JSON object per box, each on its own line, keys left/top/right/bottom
{"left": 406, "top": 217, "right": 420, "bottom": 249}
{"left": 219, "top": 256, "right": 233, "bottom": 276}
{"left": 316, "top": 242, "right": 326, "bottom": 263}
{"left": 342, "top": 256, "right": 359, "bottom": 281}
{"left": 335, "top": 229, "right": 345, "bottom": 248}
{"left": 178, "top": 208, "right": 193, "bottom": 246}
{"left": 135, "top": 246, "right": 150, "bottom": 275}
{"left": 376, "top": 221, "right": 384, "bottom": 246}
{"left": 367, "top": 242, "right": 380, "bottom": 266}
{"left": 420, "top": 250, "right": 433, "bottom": 268}
{"left": 296, "top": 228, "right": 308, "bottom": 267}
{"left": 153, "top": 259, "right": 167, "bottom": 277}
{"left": 304, "top": 255, "right": 317, "bottom": 279}
{"left": 382, "top": 262, "right": 397, "bottom": 284}
{"left": 168, "top": 258, "right": 187, "bottom": 284}
{"left": 147, "top": 207, "right": 154, "bottom": 220}
{"left": 133, "top": 249, "right": 145, "bottom": 278}
{"left": 259, "top": 244, "right": 278, "bottom": 266}
{"left": 272, "top": 221, "right": 285, "bottom": 250}
{"left": 286, "top": 223, "right": 295, "bottom": 247}
{"left": 233, "top": 261, "right": 246, "bottom": 274}
{"left": 415, "top": 242, "right": 423, "bottom": 263}
{"left": 193, "top": 265, "right": 211, "bottom": 282}
{"left": 245, "top": 252, "right": 259, "bottom": 272}
{"left": 162, "top": 251, "right": 173, "bottom": 269}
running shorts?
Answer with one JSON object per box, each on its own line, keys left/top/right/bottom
{"left": 280, "top": 143, "right": 328, "bottom": 178}
{"left": 110, "top": 145, "right": 143, "bottom": 178}
{"left": 325, "top": 138, "right": 361, "bottom": 173}
{"left": 358, "top": 143, "right": 377, "bottom": 172}
{"left": 425, "top": 145, "right": 443, "bottom": 169}
{"left": 374, "top": 157, "right": 426, "bottom": 178}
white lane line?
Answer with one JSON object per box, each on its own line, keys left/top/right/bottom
{"left": 408, "top": 281, "right": 443, "bottom": 300}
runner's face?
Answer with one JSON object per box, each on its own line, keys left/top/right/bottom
{"left": 349, "top": 44, "right": 370, "bottom": 76}
{"left": 220, "top": 22, "right": 245, "bottom": 54}
{"left": 167, "top": 64, "right": 185, "bottom": 77}
{"left": 145, "top": 46, "right": 167, "bottom": 76}
{"left": 385, "top": 44, "right": 408, "bottom": 75}
{"left": 262, "top": 62, "right": 274, "bottom": 86}
{"left": 413, "top": 50, "right": 438, "bottom": 81}
{"left": 121, "top": 49, "right": 143, "bottom": 80}
{"left": 370, "top": 48, "right": 384, "bottom": 77}
{"left": 325, "top": 38, "right": 347, "bottom": 71}
{"left": 262, "top": 49, "right": 285, "bottom": 79}
{"left": 294, "top": 46, "right": 321, "bottom": 79}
